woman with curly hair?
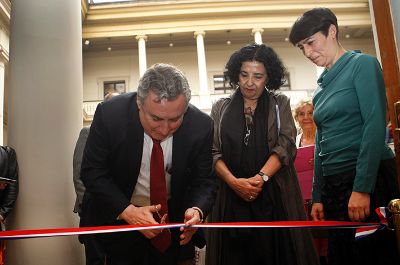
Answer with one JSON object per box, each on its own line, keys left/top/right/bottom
{"left": 205, "top": 43, "right": 318, "bottom": 265}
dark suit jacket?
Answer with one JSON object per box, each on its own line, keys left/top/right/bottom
{"left": 81, "top": 92, "right": 216, "bottom": 237}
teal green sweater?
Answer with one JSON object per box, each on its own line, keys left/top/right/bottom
{"left": 312, "top": 51, "right": 394, "bottom": 202}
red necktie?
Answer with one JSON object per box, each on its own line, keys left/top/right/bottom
{"left": 150, "top": 139, "right": 171, "bottom": 253}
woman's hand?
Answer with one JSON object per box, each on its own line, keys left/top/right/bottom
{"left": 231, "top": 177, "right": 262, "bottom": 202}
{"left": 311, "top": 202, "right": 325, "bottom": 221}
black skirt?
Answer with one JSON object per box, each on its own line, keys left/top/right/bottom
{"left": 206, "top": 176, "right": 297, "bottom": 265}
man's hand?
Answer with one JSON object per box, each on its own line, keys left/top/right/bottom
{"left": 311, "top": 202, "right": 325, "bottom": 221}
{"left": 348, "top": 191, "right": 370, "bottom": 221}
{"left": 179, "top": 208, "right": 201, "bottom": 245}
{"left": 118, "top": 204, "right": 163, "bottom": 239}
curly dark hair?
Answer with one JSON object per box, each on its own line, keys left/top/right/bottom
{"left": 224, "top": 43, "right": 286, "bottom": 91}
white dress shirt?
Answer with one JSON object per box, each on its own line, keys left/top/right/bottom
{"left": 131, "top": 133, "right": 173, "bottom": 206}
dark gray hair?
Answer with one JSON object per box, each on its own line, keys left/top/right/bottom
{"left": 137, "top": 63, "right": 191, "bottom": 106}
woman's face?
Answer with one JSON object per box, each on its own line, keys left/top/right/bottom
{"left": 238, "top": 60, "right": 267, "bottom": 100}
{"left": 297, "top": 104, "right": 314, "bottom": 130}
{"left": 295, "top": 25, "right": 339, "bottom": 68}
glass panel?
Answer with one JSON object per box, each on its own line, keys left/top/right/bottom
{"left": 213, "top": 75, "right": 232, "bottom": 94}
{"left": 104, "top": 80, "right": 126, "bottom": 96}
{"left": 279, "top": 72, "right": 291, "bottom": 91}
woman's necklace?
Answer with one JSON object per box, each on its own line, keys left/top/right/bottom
{"left": 244, "top": 106, "right": 254, "bottom": 146}
{"left": 244, "top": 101, "right": 257, "bottom": 113}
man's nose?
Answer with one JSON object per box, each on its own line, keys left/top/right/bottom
{"left": 159, "top": 121, "right": 172, "bottom": 136}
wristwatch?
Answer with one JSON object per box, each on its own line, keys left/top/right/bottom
{"left": 258, "top": 171, "right": 270, "bottom": 182}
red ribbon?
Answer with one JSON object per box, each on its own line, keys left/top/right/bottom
{"left": 0, "top": 221, "right": 379, "bottom": 240}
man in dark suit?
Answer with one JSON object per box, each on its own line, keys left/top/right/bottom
{"left": 81, "top": 63, "right": 216, "bottom": 265}
{"left": 73, "top": 92, "right": 120, "bottom": 265}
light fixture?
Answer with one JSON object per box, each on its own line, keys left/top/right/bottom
{"left": 168, "top": 33, "right": 174, "bottom": 47}
{"left": 345, "top": 34, "right": 350, "bottom": 39}
{"left": 226, "top": 30, "right": 231, "bottom": 45}
{"left": 84, "top": 39, "right": 90, "bottom": 45}
{"left": 284, "top": 37, "right": 289, "bottom": 42}
{"left": 107, "top": 37, "right": 112, "bottom": 51}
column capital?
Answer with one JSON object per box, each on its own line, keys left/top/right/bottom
{"left": 135, "top": 35, "right": 148, "bottom": 41}
{"left": 194, "top": 31, "right": 206, "bottom": 38}
{"left": 251, "top": 28, "right": 264, "bottom": 35}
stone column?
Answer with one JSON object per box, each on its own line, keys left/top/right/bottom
{"left": 194, "top": 31, "right": 211, "bottom": 111}
{"left": 252, "top": 28, "right": 264, "bottom": 44}
{"left": 7, "top": 0, "right": 83, "bottom": 264}
{"left": 136, "top": 35, "right": 148, "bottom": 77}
{"left": 194, "top": 31, "right": 209, "bottom": 95}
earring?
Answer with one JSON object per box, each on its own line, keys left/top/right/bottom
{"left": 235, "top": 83, "right": 240, "bottom": 89}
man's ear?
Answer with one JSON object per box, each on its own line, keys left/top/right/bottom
{"left": 137, "top": 99, "right": 141, "bottom": 110}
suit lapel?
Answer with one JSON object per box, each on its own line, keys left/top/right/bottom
{"left": 170, "top": 108, "right": 192, "bottom": 198}
{"left": 126, "top": 95, "right": 144, "bottom": 192}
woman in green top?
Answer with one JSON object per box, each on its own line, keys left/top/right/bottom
{"left": 289, "top": 7, "right": 399, "bottom": 265}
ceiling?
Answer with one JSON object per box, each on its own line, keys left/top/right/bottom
{"left": 82, "top": 0, "right": 373, "bottom": 53}
{"left": 82, "top": 26, "right": 373, "bottom": 52}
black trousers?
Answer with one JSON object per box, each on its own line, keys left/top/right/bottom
{"left": 78, "top": 213, "right": 106, "bottom": 265}
{"left": 83, "top": 234, "right": 106, "bottom": 265}
{"left": 95, "top": 228, "right": 194, "bottom": 265}
{"left": 321, "top": 158, "right": 400, "bottom": 265}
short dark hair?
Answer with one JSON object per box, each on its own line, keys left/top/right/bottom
{"left": 289, "top": 7, "right": 338, "bottom": 45}
{"left": 224, "top": 43, "right": 286, "bottom": 91}
{"left": 137, "top": 63, "right": 191, "bottom": 106}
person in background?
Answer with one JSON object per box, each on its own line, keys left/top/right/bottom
{"left": 289, "top": 7, "right": 400, "bottom": 265}
{"left": 73, "top": 91, "right": 120, "bottom": 265}
{"left": 206, "top": 43, "right": 318, "bottom": 265}
{"left": 0, "top": 146, "right": 19, "bottom": 263}
{"left": 294, "top": 99, "right": 316, "bottom": 148}
{"left": 81, "top": 63, "right": 216, "bottom": 265}
{"left": 0, "top": 146, "right": 18, "bottom": 225}
{"left": 294, "top": 99, "right": 328, "bottom": 264}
